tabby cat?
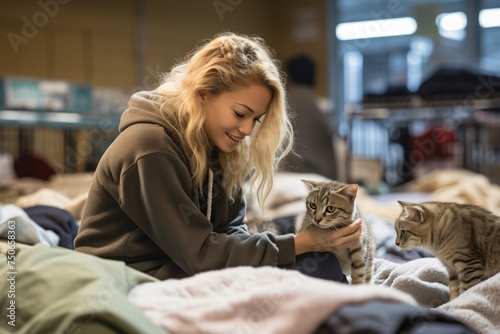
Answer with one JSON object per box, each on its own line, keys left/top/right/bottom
{"left": 297, "top": 180, "right": 375, "bottom": 284}
{"left": 395, "top": 201, "right": 500, "bottom": 299}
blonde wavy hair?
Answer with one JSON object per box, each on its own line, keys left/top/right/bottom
{"left": 155, "top": 32, "right": 293, "bottom": 204}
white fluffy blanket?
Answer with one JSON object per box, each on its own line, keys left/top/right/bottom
{"left": 128, "top": 266, "right": 416, "bottom": 334}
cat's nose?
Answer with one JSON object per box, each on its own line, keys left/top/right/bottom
{"left": 395, "top": 242, "right": 400, "bottom": 247}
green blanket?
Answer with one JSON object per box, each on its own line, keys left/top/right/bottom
{"left": 0, "top": 244, "right": 165, "bottom": 334}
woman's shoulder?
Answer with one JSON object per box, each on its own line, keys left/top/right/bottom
{"left": 119, "top": 122, "right": 171, "bottom": 150}
{"left": 105, "top": 123, "right": 186, "bottom": 168}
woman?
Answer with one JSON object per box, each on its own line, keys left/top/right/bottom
{"left": 74, "top": 32, "right": 361, "bottom": 280}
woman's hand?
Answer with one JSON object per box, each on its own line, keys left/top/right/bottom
{"left": 294, "top": 219, "right": 362, "bottom": 255}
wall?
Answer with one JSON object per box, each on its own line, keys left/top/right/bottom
{"left": 269, "top": 0, "right": 329, "bottom": 97}
{"left": 0, "top": 0, "right": 277, "bottom": 91}
{"left": 0, "top": 0, "right": 328, "bottom": 95}
{"left": 0, "top": 0, "right": 330, "bottom": 172}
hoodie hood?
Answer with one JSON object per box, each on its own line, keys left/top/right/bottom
{"left": 119, "top": 90, "right": 170, "bottom": 133}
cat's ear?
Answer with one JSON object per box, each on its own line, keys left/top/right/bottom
{"left": 301, "top": 179, "right": 320, "bottom": 190}
{"left": 397, "top": 200, "right": 414, "bottom": 208}
{"left": 404, "top": 205, "right": 425, "bottom": 222}
{"left": 339, "top": 184, "right": 358, "bottom": 203}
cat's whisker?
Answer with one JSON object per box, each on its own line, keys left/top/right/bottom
{"left": 326, "top": 225, "right": 339, "bottom": 233}
{"left": 379, "top": 212, "right": 398, "bottom": 224}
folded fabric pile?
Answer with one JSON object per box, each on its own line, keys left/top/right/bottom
{"left": 0, "top": 203, "right": 78, "bottom": 249}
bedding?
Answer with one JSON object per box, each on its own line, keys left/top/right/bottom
{"left": 0, "top": 204, "right": 60, "bottom": 246}
{"left": 0, "top": 244, "right": 163, "bottom": 334}
{"left": 373, "top": 256, "right": 500, "bottom": 333}
{"left": 1, "top": 169, "right": 499, "bottom": 333}
{"left": 438, "top": 271, "right": 500, "bottom": 334}
{"left": 128, "top": 265, "right": 416, "bottom": 334}
{"left": 0, "top": 172, "right": 92, "bottom": 219}
{"left": 0, "top": 244, "right": 483, "bottom": 334}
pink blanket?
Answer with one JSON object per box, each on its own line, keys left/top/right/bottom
{"left": 128, "top": 266, "right": 416, "bottom": 334}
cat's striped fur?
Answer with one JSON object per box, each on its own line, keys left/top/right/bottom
{"left": 297, "top": 180, "right": 375, "bottom": 284}
{"left": 395, "top": 201, "right": 500, "bottom": 300}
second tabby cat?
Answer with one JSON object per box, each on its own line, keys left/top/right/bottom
{"left": 394, "top": 201, "right": 500, "bottom": 299}
{"left": 296, "top": 180, "right": 375, "bottom": 284}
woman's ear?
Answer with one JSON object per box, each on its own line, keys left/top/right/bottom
{"left": 198, "top": 90, "right": 208, "bottom": 102}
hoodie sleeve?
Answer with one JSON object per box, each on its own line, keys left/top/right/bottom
{"left": 119, "top": 150, "right": 296, "bottom": 275}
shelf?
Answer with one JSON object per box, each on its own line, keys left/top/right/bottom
{"left": 345, "top": 97, "right": 500, "bottom": 186}
{"left": 346, "top": 95, "right": 500, "bottom": 125}
{"left": 0, "top": 109, "right": 121, "bottom": 130}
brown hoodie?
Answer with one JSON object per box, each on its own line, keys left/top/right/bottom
{"left": 74, "top": 90, "right": 295, "bottom": 279}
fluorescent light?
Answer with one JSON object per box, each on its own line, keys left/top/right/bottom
{"left": 436, "top": 12, "right": 467, "bottom": 31}
{"left": 0, "top": 110, "right": 39, "bottom": 122}
{"left": 336, "top": 17, "right": 417, "bottom": 41}
{"left": 436, "top": 11, "right": 466, "bottom": 40}
{"left": 44, "top": 112, "right": 82, "bottom": 123}
{"left": 480, "top": 8, "right": 500, "bottom": 28}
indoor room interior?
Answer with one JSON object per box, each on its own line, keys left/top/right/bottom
{"left": 1, "top": 1, "right": 500, "bottom": 333}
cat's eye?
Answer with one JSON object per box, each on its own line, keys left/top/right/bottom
{"left": 326, "top": 206, "right": 336, "bottom": 213}
{"left": 400, "top": 230, "right": 406, "bottom": 237}
{"left": 308, "top": 203, "right": 316, "bottom": 210}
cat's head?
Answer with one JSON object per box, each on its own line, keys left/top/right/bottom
{"left": 301, "top": 179, "right": 358, "bottom": 229}
{"left": 394, "top": 201, "right": 431, "bottom": 250}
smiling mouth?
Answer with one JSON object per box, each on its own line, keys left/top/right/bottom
{"left": 227, "top": 133, "right": 241, "bottom": 143}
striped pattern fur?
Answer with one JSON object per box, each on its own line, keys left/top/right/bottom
{"left": 395, "top": 201, "right": 500, "bottom": 299}
{"left": 297, "top": 180, "right": 375, "bottom": 284}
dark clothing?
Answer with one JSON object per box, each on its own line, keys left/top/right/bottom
{"left": 316, "top": 300, "right": 477, "bottom": 334}
{"left": 24, "top": 205, "right": 78, "bottom": 249}
{"left": 281, "top": 252, "right": 348, "bottom": 283}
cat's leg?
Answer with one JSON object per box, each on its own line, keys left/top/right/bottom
{"left": 363, "top": 253, "right": 374, "bottom": 284}
{"left": 448, "top": 272, "right": 460, "bottom": 300}
{"left": 456, "top": 261, "right": 485, "bottom": 296}
{"left": 363, "top": 239, "right": 376, "bottom": 284}
{"left": 349, "top": 244, "right": 366, "bottom": 284}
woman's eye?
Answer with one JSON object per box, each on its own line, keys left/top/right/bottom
{"left": 233, "top": 111, "right": 245, "bottom": 118}
{"left": 326, "top": 206, "right": 336, "bottom": 213}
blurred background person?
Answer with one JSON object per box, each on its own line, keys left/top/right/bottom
{"left": 282, "top": 53, "right": 337, "bottom": 181}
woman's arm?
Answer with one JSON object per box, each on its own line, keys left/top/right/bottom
{"left": 120, "top": 151, "right": 296, "bottom": 273}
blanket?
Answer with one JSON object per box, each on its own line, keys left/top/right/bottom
{"left": 1, "top": 172, "right": 92, "bottom": 219}
{"left": 128, "top": 262, "right": 500, "bottom": 334}
{"left": 0, "top": 244, "right": 163, "bottom": 334}
{"left": 128, "top": 266, "right": 416, "bottom": 334}
{"left": 373, "top": 257, "right": 500, "bottom": 334}
{"left": 402, "top": 168, "right": 500, "bottom": 216}
{"left": 373, "top": 257, "right": 450, "bottom": 307}
{"left": 438, "top": 271, "right": 500, "bottom": 334}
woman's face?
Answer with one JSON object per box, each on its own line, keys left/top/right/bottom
{"left": 202, "top": 83, "right": 271, "bottom": 153}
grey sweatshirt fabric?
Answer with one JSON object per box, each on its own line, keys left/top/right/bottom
{"left": 74, "top": 90, "right": 295, "bottom": 280}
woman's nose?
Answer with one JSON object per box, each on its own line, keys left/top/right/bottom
{"left": 238, "top": 119, "right": 254, "bottom": 136}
